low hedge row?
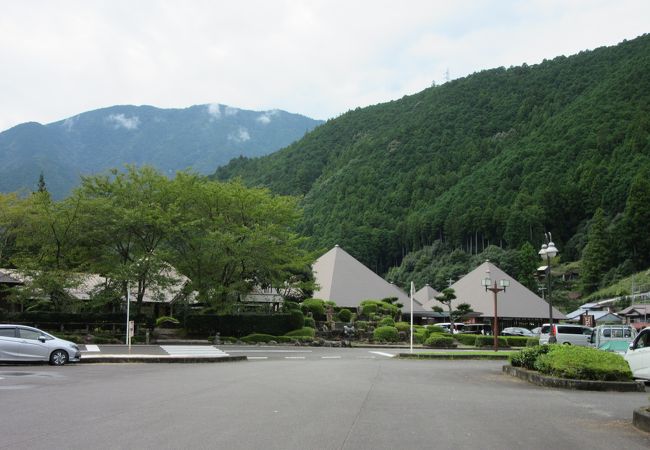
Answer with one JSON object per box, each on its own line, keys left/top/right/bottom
{"left": 510, "top": 345, "right": 632, "bottom": 381}
{"left": 184, "top": 311, "right": 304, "bottom": 337}
{"left": 425, "top": 333, "right": 455, "bottom": 348}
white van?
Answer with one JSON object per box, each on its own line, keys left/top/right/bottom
{"left": 625, "top": 327, "right": 650, "bottom": 380}
{"left": 589, "top": 324, "right": 636, "bottom": 353}
{"left": 539, "top": 323, "right": 592, "bottom": 346}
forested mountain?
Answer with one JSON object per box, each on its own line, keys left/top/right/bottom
{"left": 215, "top": 34, "right": 650, "bottom": 290}
{"left": 0, "top": 104, "right": 322, "bottom": 198}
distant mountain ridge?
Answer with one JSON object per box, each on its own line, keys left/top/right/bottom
{"left": 0, "top": 104, "right": 323, "bottom": 198}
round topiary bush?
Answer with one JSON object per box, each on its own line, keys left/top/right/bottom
{"left": 378, "top": 317, "right": 395, "bottom": 327}
{"left": 424, "top": 334, "right": 455, "bottom": 348}
{"left": 337, "top": 308, "right": 352, "bottom": 322}
{"left": 300, "top": 299, "right": 326, "bottom": 319}
{"left": 427, "top": 325, "right": 445, "bottom": 334}
{"left": 373, "top": 326, "right": 399, "bottom": 343}
{"left": 355, "top": 320, "right": 368, "bottom": 331}
{"left": 509, "top": 345, "right": 551, "bottom": 369}
{"left": 304, "top": 317, "right": 316, "bottom": 328}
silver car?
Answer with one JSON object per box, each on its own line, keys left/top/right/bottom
{"left": 0, "top": 324, "right": 81, "bottom": 365}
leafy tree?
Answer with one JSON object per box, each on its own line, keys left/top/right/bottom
{"left": 451, "top": 302, "right": 474, "bottom": 323}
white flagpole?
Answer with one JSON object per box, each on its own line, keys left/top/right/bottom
{"left": 410, "top": 281, "right": 414, "bottom": 354}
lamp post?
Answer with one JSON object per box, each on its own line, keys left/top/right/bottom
{"left": 481, "top": 266, "right": 510, "bottom": 352}
{"left": 539, "top": 232, "right": 558, "bottom": 344}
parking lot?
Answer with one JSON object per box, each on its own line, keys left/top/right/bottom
{"left": 1, "top": 356, "right": 649, "bottom": 449}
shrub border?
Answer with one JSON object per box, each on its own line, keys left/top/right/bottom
{"left": 502, "top": 365, "right": 645, "bottom": 392}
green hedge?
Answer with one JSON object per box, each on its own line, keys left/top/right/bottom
{"left": 285, "top": 327, "right": 316, "bottom": 337}
{"left": 455, "top": 334, "right": 479, "bottom": 345}
{"left": 425, "top": 333, "right": 455, "bottom": 348}
{"left": 304, "top": 317, "right": 316, "bottom": 328}
{"left": 337, "top": 308, "right": 352, "bottom": 322}
{"left": 373, "top": 326, "right": 399, "bottom": 342}
{"left": 505, "top": 336, "right": 530, "bottom": 347}
{"left": 426, "top": 325, "right": 445, "bottom": 334}
{"left": 395, "top": 321, "right": 411, "bottom": 332}
{"left": 509, "top": 345, "right": 551, "bottom": 370}
{"left": 378, "top": 317, "right": 395, "bottom": 327}
{"left": 534, "top": 345, "right": 633, "bottom": 381}
{"left": 475, "top": 335, "right": 508, "bottom": 347}
{"left": 184, "top": 312, "right": 304, "bottom": 337}
{"left": 0, "top": 311, "right": 153, "bottom": 328}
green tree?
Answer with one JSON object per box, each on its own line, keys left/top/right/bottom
{"left": 620, "top": 172, "right": 650, "bottom": 269}
{"left": 516, "top": 242, "right": 539, "bottom": 291}
{"left": 451, "top": 302, "right": 474, "bottom": 323}
{"left": 435, "top": 288, "right": 457, "bottom": 332}
{"left": 581, "top": 208, "right": 612, "bottom": 293}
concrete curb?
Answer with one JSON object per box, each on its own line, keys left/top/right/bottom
{"left": 79, "top": 355, "right": 247, "bottom": 364}
{"left": 503, "top": 365, "right": 646, "bottom": 392}
{"left": 398, "top": 353, "right": 510, "bottom": 360}
{"left": 633, "top": 407, "right": 650, "bottom": 433}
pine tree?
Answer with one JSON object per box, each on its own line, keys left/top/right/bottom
{"left": 581, "top": 208, "right": 611, "bottom": 293}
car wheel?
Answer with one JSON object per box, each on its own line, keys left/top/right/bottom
{"left": 50, "top": 350, "right": 68, "bottom": 366}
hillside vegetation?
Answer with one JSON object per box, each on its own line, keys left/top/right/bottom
{"left": 215, "top": 35, "right": 650, "bottom": 295}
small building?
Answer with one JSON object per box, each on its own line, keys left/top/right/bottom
{"left": 565, "top": 303, "right": 623, "bottom": 325}
{"left": 617, "top": 304, "right": 650, "bottom": 330}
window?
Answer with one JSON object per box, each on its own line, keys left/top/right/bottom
{"left": 635, "top": 331, "right": 650, "bottom": 349}
{"left": 18, "top": 329, "right": 41, "bottom": 340}
{"left": 0, "top": 328, "right": 16, "bottom": 337}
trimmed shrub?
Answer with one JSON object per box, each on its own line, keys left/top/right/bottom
{"left": 414, "top": 328, "right": 430, "bottom": 344}
{"left": 360, "top": 300, "right": 399, "bottom": 318}
{"left": 373, "top": 326, "right": 400, "bottom": 342}
{"left": 285, "top": 327, "right": 316, "bottom": 338}
{"left": 395, "top": 321, "right": 411, "bottom": 332}
{"left": 505, "top": 336, "right": 530, "bottom": 347}
{"left": 378, "top": 317, "right": 395, "bottom": 327}
{"left": 474, "top": 335, "right": 508, "bottom": 347}
{"left": 424, "top": 333, "right": 455, "bottom": 348}
{"left": 155, "top": 316, "right": 180, "bottom": 328}
{"left": 337, "top": 308, "right": 352, "bottom": 322}
{"left": 455, "top": 334, "right": 479, "bottom": 345}
{"left": 355, "top": 320, "right": 368, "bottom": 331}
{"left": 300, "top": 299, "right": 326, "bottom": 320}
{"left": 534, "top": 345, "right": 633, "bottom": 381}
{"left": 240, "top": 333, "right": 277, "bottom": 344}
{"left": 304, "top": 317, "right": 316, "bottom": 329}
{"left": 426, "top": 325, "right": 446, "bottom": 334}
{"left": 509, "top": 345, "right": 551, "bottom": 370}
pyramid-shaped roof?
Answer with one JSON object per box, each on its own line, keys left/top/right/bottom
{"left": 312, "top": 245, "right": 425, "bottom": 312}
{"left": 449, "top": 261, "right": 565, "bottom": 320}
{"left": 414, "top": 284, "right": 441, "bottom": 311}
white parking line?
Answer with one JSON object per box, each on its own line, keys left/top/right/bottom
{"left": 321, "top": 356, "right": 341, "bottom": 359}
{"left": 247, "top": 356, "right": 269, "bottom": 360}
{"left": 369, "top": 351, "right": 395, "bottom": 358}
{"left": 284, "top": 356, "right": 306, "bottom": 360}
{"left": 85, "top": 345, "right": 100, "bottom": 352}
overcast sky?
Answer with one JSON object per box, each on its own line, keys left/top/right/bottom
{"left": 1, "top": 0, "right": 648, "bottom": 131}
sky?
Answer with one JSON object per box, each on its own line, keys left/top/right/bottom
{"left": 1, "top": 0, "right": 648, "bottom": 132}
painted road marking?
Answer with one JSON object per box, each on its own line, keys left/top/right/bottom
{"left": 85, "top": 345, "right": 100, "bottom": 352}
{"left": 369, "top": 351, "right": 395, "bottom": 358}
{"left": 321, "top": 356, "right": 341, "bottom": 359}
{"left": 161, "top": 346, "right": 229, "bottom": 357}
{"left": 284, "top": 356, "right": 306, "bottom": 360}
{"left": 247, "top": 357, "right": 269, "bottom": 360}
{"left": 227, "top": 350, "right": 312, "bottom": 353}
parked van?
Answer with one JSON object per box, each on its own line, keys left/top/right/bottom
{"left": 539, "top": 323, "right": 592, "bottom": 346}
{"left": 625, "top": 327, "right": 650, "bottom": 380}
{"left": 589, "top": 325, "right": 636, "bottom": 354}
{"left": 462, "top": 323, "right": 492, "bottom": 335}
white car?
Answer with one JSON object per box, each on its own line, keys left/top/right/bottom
{"left": 539, "top": 323, "right": 592, "bottom": 346}
{"left": 625, "top": 327, "right": 650, "bottom": 380}
{"left": 0, "top": 324, "right": 81, "bottom": 365}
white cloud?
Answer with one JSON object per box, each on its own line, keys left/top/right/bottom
{"left": 228, "top": 127, "right": 250, "bottom": 143}
{"left": 1, "top": 1, "right": 649, "bottom": 131}
{"left": 107, "top": 113, "right": 140, "bottom": 130}
{"left": 256, "top": 110, "right": 279, "bottom": 125}
{"left": 207, "top": 103, "right": 221, "bottom": 120}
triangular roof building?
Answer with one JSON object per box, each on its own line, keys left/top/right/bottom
{"left": 414, "top": 284, "right": 441, "bottom": 311}
{"left": 449, "top": 261, "right": 565, "bottom": 320}
{"left": 312, "top": 245, "right": 425, "bottom": 313}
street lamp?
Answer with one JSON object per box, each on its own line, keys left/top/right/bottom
{"left": 539, "top": 232, "right": 558, "bottom": 344}
{"left": 481, "top": 265, "right": 510, "bottom": 352}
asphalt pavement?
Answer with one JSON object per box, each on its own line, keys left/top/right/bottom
{"left": 1, "top": 354, "right": 649, "bottom": 449}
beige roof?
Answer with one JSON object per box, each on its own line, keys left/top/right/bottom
{"left": 414, "top": 284, "right": 441, "bottom": 311}
{"left": 449, "top": 261, "right": 566, "bottom": 320}
{"left": 312, "top": 245, "right": 425, "bottom": 312}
